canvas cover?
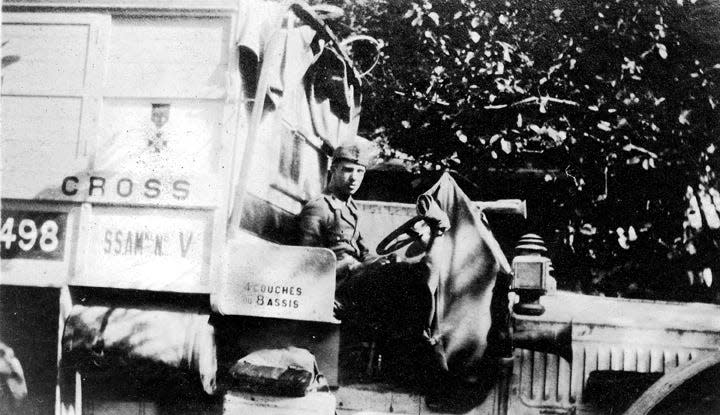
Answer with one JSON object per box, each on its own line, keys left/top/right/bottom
{"left": 61, "top": 305, "right": 216, "bottom": 395}
{"left": 421, "top": 173, "right": 512, "bottom": 375}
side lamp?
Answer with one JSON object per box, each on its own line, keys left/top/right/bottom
{"left": 511, "top": 233, "right": 552, "bottom": 316}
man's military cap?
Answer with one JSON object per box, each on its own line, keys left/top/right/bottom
{"left": 332, "top": 139, "right": 377, "bottom": 168}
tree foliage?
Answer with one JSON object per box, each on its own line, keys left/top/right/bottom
{"left": 335, "top": 0, "right": 720, "bottom": 300}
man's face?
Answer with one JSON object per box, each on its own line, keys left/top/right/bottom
{"left": 329, "top": 160, "right": 366, "bottom": 197}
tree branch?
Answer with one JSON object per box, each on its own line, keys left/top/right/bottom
{"left": 484, "top": 96, "right": 581, "bottom": 110}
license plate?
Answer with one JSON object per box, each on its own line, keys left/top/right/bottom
{"left": 0, "top": 210, "right": 67, "bottom": 260}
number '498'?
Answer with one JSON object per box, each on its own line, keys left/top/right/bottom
{"left": 0, "top": 217, "right": 60, "bottom": 252}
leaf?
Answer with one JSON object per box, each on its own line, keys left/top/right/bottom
{"left": 597, "top": 121, "right": 612, "bottom": 131}
{"left": 497, "top": 41, "right": 514, "bottom": 62}
{"left": 539, "top": 96, "right": 548, "bottom": 113}
{"left": 489, "top": 134, "right": 502, "bottom": 144}
{"left": 471, "top": 16, "right": 480, "bottom": 28}
{"left": 551, "top": 8, "right": 563, "bottom": 22}
{"left": 403, "top": 9, "right": 415, "bottom": 19}
{"left": 548, "top": 63, "right": 562, "bottom": 75}
{"left": 547, "top": 127, "right": 567, "bottom": 144}
{"left": 655, "top": 24, "right": 666, "bottom": 38}
{"left": 626, "top": 226, "right": 637, "bottom": 241}
{"left": 501, "top": 139, "right": 512, "bottom": 153}
{"left": 517, "top": 113, "right": 523, "bottom": 127}
{"left": 469, "top": 31, "right": 481, "bottom": 43}
{"left": 580, "top": 223, "right": 597, "bottom": 235}
{"left": 678, "top": 109, "right": 691, "bottom": 125}
{"left": 617, "top": 228, "right": 630, "bottom": 249}
{"left": 428, "top": 12, "right": 440, "bottom": 26}
{"left": 656, "top": 43, "right": 668, "bottom": 59}
{"left": 498, "top": 14, "right": 509, "bottom": 25}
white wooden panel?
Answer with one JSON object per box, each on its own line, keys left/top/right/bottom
{"left": 1, "top": 96, "right": 85, "bottom": 198}
{"left": 1, "top": 13, "right": 109, "bottom": 201}
{"left": 74, "top": 206, "right": 212, "bottom": 293}
{"left": 224, "top": 391, "right": 336, "bottom": 415}
{"left": 97, "top": 99, "right": 223, "bottom": 175}
{"left": 83, "top": 98, "right": 225, "bottom": 206}
{"left": 105, "top": 16, "right": 229, "bottom": 98}
{"left": 1, "top": 23, "right": 89, "bottom": 95}
{"left": 216, "top": 232, "right": 337, "bottom": 323}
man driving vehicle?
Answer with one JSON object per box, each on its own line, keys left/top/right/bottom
{"left": 297, "top": 140, "right": 383, "bottom": 286}
{"left": 297, "top": 140, "right": 448, "bottom": 347}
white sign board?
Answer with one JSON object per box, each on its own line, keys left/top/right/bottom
{"left": 215, "top": 233, "right": 338, "bottom": 323}
{"left": 78, "top": 208, "right": 210, "bottom": 292}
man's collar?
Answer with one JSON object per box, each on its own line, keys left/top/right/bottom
{"left": 324, "top": 191, "right": 357, "bottom": 212}
{"left": 347, "top": 197, "right": 358, "bottom": 214}
{"left": 323, "top": 192, "right": 343, "bottom": 210}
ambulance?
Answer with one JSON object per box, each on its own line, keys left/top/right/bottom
{"left": 2, "top": 1, "right": 720, "bottom": 414}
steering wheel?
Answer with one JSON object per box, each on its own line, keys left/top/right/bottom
{"left": 376, "top": 216, "right": 427, "bottom": 255}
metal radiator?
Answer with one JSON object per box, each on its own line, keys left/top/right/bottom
{"left": 514, "top": 342, "right": 706, "bottom": 407}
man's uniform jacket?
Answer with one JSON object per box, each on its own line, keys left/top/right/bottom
{"left": 298, "top": 192, "right": 370, "bottom": 279}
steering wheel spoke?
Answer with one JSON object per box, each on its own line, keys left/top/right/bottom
{"left": 376, "top": 216, "right": 427, "bottom": 255}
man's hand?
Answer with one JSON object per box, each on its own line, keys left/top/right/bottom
{"left": 417, "top": 195, "right": 450, "bottom": 235}
{"left": 361, "top": 254, "right": 395, "bottom": 268}
{"left": 337, "top": 255, "right": 363, "bottom": 278}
